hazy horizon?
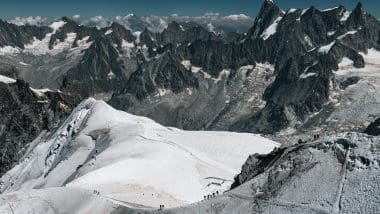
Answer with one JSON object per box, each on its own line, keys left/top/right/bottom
{"left": 0, "top": 0, "right": 379, "bottom": 19}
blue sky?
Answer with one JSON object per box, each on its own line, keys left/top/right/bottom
{"left": 0, "top": 0, "right": 379, "bottom": 19}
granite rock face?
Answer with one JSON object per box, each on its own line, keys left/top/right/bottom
{"left": 0, "top": 19, "right": 51, "bottom": 48}
{"left": 0, "top": 1, "right": 379, "bottom": 134}
{"left": 0, "top": 80, "right": 77, "bottom": 176}
{"left": 364, "top": 118, "right": 380, "bottom": 136}
{"left": 151, "top": 132, "right": 380, "bottom": 214}
{"left": 110, "top": 1, "right": 380, "bottom": 133}
{"left": 0, "top": 1, "right": 379, "bottom": 213}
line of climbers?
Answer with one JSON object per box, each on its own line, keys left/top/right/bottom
{"left": 158, "top": 205, "right": 165, "bottom": 211}
{"left": 203, "top": 191, "right": 219, "bottom": 200}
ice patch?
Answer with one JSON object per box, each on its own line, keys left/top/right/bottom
{"left": 288, "top": 9, "right": 297, "bottom": 14}
{"left": 74, "top": 36, "right": 92, "bottom": 51}
{"left": 301, "top": 8, "right": 309, "bottom": 16}
{"left": 186, "top": 88, "right": 193, "bottom": 95}
{"left": 121, "top": 40, "right": 135, "bottom": 57}
{"left": 181, "top": 60, "right": 192, "bottom": 70}
{"left": 23, "top": 21, "right": 78, "bottom": 55}
{"left": 21, "top": 21, "right": 92, "bottom": 55}
{"left": 0, "top": 75, "right": 16, "bottom": 84}
{"left": 30, "top": 88, "right": 53, "bottom": 97}
{"left": 122, "top": 40, "right": 135, "bottom": 48}
{"left": 191, "top": 66, "right": 202, "bottom": 73}
{"left": 51, "top": 32, "right": 77, "bottom": 53}
{"left": 304, "top": 35, "right": 313, "bottom": 47}
{"left": 0, "top": 46, "right": 21, "bottom": 55}
{"left": 318, "top": 41, "right": 336, "bottom": 54}
{"left": 327, "top": 31, "right": 336, "bottom": 36}
{"left": 303, "top": 61, "right": 319, "bottom": 73}
{"left": 340, "top": 11, "right": 351, "bottom": 22}
{"left": 156, "top": 88, "right": 172, "bottom": 97}
{"left": 321, "top": 7, "right": 339, "bottom": 12}
{"left": 338, "top": 57, "right": 354, "bottom": 68}
{"left": 133, "top": 31, "right": 142, "bottom": 44}
{"left": 337, "top": 30, "right": 357, "bottom": 40}
{"left": 24, "top": 36, "right": 52, "bottom": 55}
{"left": 107, "top": 70, "right": 115, "bottom": 80}
{"left": 104, "top": 29, "right": 113, "bottom": 35}
{"left": 260, "top": 16, "right": 282, "bottom": 40}
{"left": 19, "top": 61, "right": 30, "bottom": 66}
{"left": 300, "top": 72, "right": 317, "bottom": 79}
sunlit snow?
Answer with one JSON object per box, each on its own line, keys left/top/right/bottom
{"left": 0, "top": 99, "right": 278, "bottom": 208}
{"left": 261, "top": 16, "right": 282, "bottom": 40}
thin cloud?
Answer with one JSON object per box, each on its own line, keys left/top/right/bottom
{"left": 8, "top": 16, "right": 48, "bottom": 26}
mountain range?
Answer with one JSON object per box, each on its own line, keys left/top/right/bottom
{"left": 0, "top": 0, "right": 379, "bottom": 213}
{"left": 7, "top": 13, "right": 254, "bottom": 35}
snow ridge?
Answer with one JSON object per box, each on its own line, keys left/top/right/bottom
{"left": 0, "top": 99, "right": 279, "bottom": 209}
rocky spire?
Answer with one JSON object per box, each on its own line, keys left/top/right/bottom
{"left": 109, "top": 22, "right": 136, "bottom": 43}
{"left": 247, "top": 0, "right": 284, "bottom": 39}
{"left": 346, "top": 2, "right": 365, "bottom": 28}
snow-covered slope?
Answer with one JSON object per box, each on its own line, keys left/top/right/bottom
{"left": 303, "top": 48, "right": 380, "bottom": 133}
{"left": 0, "top": 98, "right": 278, "bottom": 209}
{"left": 0, "top": 187, "right": 121, "bottom": 214}
{"left": 160, "top": 132, "right": 380, "bottom": 214}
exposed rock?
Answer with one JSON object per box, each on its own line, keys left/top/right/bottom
{"left": 0, "top": 0, "right": 379, "bottom": 134}
{"left": 155, "top": 132, "right": 380, "bottom": 214}
{"left": 0, "top": 19, "right": 51, "bottom": 48}
{"left": 364, "top": 118, "right": 380, "bottom": 136}
{"left": 0, "top": 79, "right": 77, "bottom": 176}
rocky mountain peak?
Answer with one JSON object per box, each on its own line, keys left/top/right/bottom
{"left": 167, "top": 21, "right": 182, "bottom": 30}
{"left": 61, "top": 16, "right": 78, "bottom": 26}
{"left": 263, "top": 0, "right": 275, "bottom": 7}
{"left": 106, "top": 22, "right": 136, "bottom": 46}
{"left": 354, "top": 2, "right": 363, "bottom": 12}
{"left": 345, "top": 2, "right": 365, "bottom": 28}
{"left": 0, "top": 19, "right": 51, "bottom": 48}
{"left": 247, "top": 0, "right": 284, "bottom": 38}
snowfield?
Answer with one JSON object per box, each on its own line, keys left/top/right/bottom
{"left": 0, "top": 187, "right": 119, "bottom": 214}
{"left": 335, "top": 48, "right": 380, "bottom": 77}
{"left": 307, "top": 48, "right": 380, "bottom": 133}
{"left": 0, "top": 99, "right": 278, "bottom": 209}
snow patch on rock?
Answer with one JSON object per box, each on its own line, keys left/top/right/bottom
{"left": 318, "top": 41, "right": 336, "bottom": 54}
{"left": 261, "top": 16, "right": 283, "bottom": 40}
{"left": 0, "top": 75, "right": 16, "bottom": 84}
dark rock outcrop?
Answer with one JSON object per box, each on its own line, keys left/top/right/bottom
{"left": 0, "top": 1, "right": 379, "bottom": 134}
{"left": 0, "top": 79, "right": 77, "bottom": 176}
{"left": 364, "top": 118, "right": 380, "bottom": 136}
{"left": 0, "top": 19, "right": 51, "bottom": 48}
{"left": 155, "top": 132, "right": 380, "bottom": 214}
{"left": 247, "top": 0, "right": 284, "bottom": 39}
